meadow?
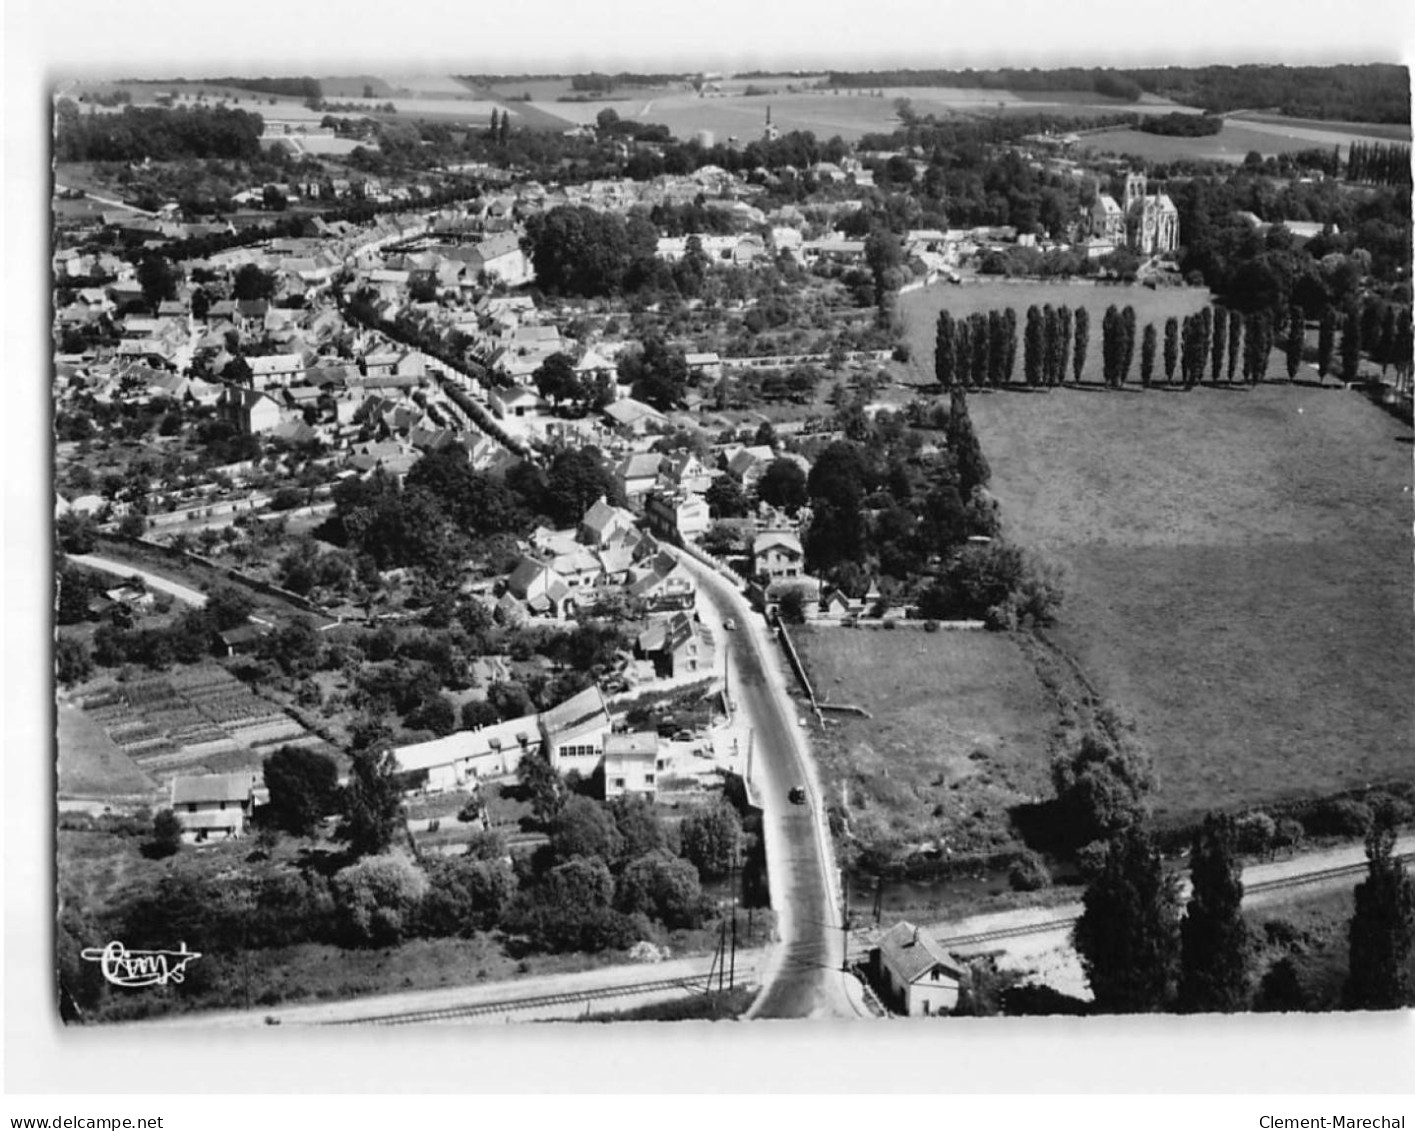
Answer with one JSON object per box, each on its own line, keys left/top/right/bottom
{"left": 967, "top": 381, "right": 1415, "bottom": 825}
{"left": 794, "top": 626, "right": 1058, "bottom": 855}
{"left": 1081, "top": 116, "right": 1411, "bottom": 164}
{"left": 896, "top": 279, "right": 1216, "bottom": 387}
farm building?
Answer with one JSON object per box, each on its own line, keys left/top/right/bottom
{"left": 870, "top": 921, "right": 965, "bottom": 1017}
{"left": 170, "top": 772, "right": 265, "bottom": 843}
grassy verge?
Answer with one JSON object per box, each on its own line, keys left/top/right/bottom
{"left": 579, "top": 985, "right": 756, "bottom": 1022}
{"left": 794, "top": 625, "right": 1057, "bottom": 856}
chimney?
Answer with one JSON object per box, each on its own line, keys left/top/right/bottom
{"left": 912, "top": 926, "right": 920, "bottom": 946}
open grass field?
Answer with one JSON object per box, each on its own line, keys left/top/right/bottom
{"left": 57, "top": 701, "right": 159, "bottom": 798}
{"left": 967, "top": 382, "right": 1415, "bottom": 824}
{"left": 1225, "top": 111, "right": 1412, "bottom": 143}
{"left": 794, "top": 626, "right": 1058, "bottom": 853}
{"left": 1081, "top": 116, "right": 1411, "bottom": 165}
{"left": 896, "top": 279, "right": 1216, "bottom": 387}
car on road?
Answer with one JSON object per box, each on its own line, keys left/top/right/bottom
{"left": 788, "top": 785, "right": 806, "bottom": 805}
{"left": 724, "top": 618, "right": 736, "bottom": 631}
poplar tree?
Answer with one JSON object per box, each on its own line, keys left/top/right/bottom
{"left": 987, "top": 309, "right": 1007, "bottom": 387}
{"left": 1163, "top": 316, "right": 1179, "bottom": 384}
{"left": 1073, "top": 307, "right": 1089, "bottom": 383}
{"left": 1042, "top": 304, "right": 1060, "bottom": 386}
{"left": 1285, "top": 305, "right": 1304, "bottom": 381}
{"left": 1120, "top": 306, "right": 1138, "bottom": 386}
{"left": 1227, "top": 308, "right": 1243, "bottom": 383}
{"left": 1197, "top": 306, "right": 1212, "bottom": 384}
{"left": 1057, "top": 306, "right": 1073, "bottom": 388}
{"left": 1211, "top": 306, "right": 1229, "bottom": 381}
{"left": 1140, "top": 323, "right": 1157, "bottom": 388}
{"left": 1317, "top": 305, "right": 1337, "bottom": 382}
{"left": 955, "top": 318, "right": 973, "bottom": 389}
{"left": 934, "top": 311, "right": 956, "bottom": 390}
{"left": 1002, "top": 308, "right": 1019, "bottom": 384}
{"left": 970, "top": 312, "right": 990, "bottom": 390}
{"left": 1074, "top": 827, "right": 1182, "bottom": 1014}
{"left": 1102, "top": 305, "right": 1121, "bottom": 387}
{"left": 1177, "top": 814, "right": 1249, "bottom": 1013}
{"left": 1024, "top": 305, "right": 1044, "bottom": 387}
{"left": 1340, "top": 300, "right": 1363, "bottom": 384}
{"left": 1343, "top": 822, "right": 1415, "bottom": 1010}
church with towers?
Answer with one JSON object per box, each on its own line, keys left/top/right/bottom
{"left": 1089, "top": 172, "right": 1179, "bottom": 256}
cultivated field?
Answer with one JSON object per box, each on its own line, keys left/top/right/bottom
{"left": 69, "top": 665, "right": 327, "bottom": 786}
{"left": 1081, "top": 117, "right": 1411, "bottom": 164}
{"left": 896, "top": 279, "right": 1216, "bottom": 387}
{"left": 968, "top": 382, "right": 1415, "bottom": 823}
{"left": 794, "top": 626, "right": 1057, "bottom": 853}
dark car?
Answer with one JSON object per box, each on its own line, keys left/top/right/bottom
{"left": 788, "top": 785, "right": 806, "bottom": 805}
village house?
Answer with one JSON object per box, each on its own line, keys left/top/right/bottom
{"left": 614, "top": 452, "right": 666, "bottom": 504}
{"left": 393, "top": 713, "right": 543, "bottom": 793}
{"left": 753, "top": 530, "right": 804, "bottom": 580}
{"left": 218, "top": 385, "right": 285, "bottom": 434}
{"left": 603, "top": 731, "right": 663, "bottom": 798}
{"left": 579, "top": 496, "right": 639, "bottom": 548}
{"left": 643, "top": 488, "right": 711, "bottom": 543}
{"left": 540, "top": 684, "right": 613, "bottom": 776}
{"left": 635, "top": 610, "right": 712, "bottom": 679}
{"left": 870, "top": 921, "right": 965, "bottom": 1017}
{"left": 169, "top": 772, "right": 264, "bottom": 843}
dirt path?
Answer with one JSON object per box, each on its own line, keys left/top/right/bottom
{"left": 67, "top": 554, "right": 208, "bottom": 607}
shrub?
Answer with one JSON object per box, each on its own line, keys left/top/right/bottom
{"left": 1303, "top": 798, "right": 1374, "bottom": 838}
{"left": 140, "top": 809, "right": 183, "bottom": 859}
{"left": 1273, "top": 818, "right": 1305, "bottom": 850}
{"left": 331, "top": 855, "right": 429, "bottom": 947}
{"left": 1365, "top": 791, "right": 1414, "bottom": 828}
{"left": 1008, "top": 850, "right": 1052, "bottom": 892}
{"left": 923, "top": 619, "right": 940, "bottom": 633}
{"left": 1234, "top": 811, "right": 1276, "bottom": 855}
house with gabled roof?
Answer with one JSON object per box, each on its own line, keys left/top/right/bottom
{"left": 602, "top": 397, "right": 667, "bottom": 436}
{"left": 753, "top": 530, "right": 803, "bottom": 580}
{"left": 539, "top": 684, "right": 611, "bottom": 774}
{"left": 635, "top": 610, "right": 711, "bottom": 679}
{"left": 603, "top": 732, "right": 663, "bottom": 798}
{"left": 170, "top": 772, "right": 264, "bottom": 842}
{"left": 579, "top": 495, "right": 639, "bottom": 548}
{"left": 614, "top": 452, "right": 665, "bottom": 503}
{"left": 870, "top": 921, "right": 965, "bottom": 1016}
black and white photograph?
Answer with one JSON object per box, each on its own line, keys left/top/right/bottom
{"left": 7, "top": 0, "right": 1415, "bottom": 1105}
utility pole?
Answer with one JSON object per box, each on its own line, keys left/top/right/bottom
{"left": 728, "top": 845, "right": 739, "bottom": 990}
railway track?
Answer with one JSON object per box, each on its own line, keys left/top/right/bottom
{"left": 320, "top": 973, "right": 719, "bottom": 1026}
{"left": 925, "top": 851, "right": 1415, "bottom": 953}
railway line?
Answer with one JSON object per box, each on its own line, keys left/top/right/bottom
{"left": 319, "top": 973, "right": 720, "bottom": 1026}
{"left": 926, "top": 851, "right": 1415, "bottom": 954}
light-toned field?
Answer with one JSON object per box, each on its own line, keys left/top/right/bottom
{"left": 897, "top": 280, "right": 1216, "bottom": 387}
{"left": 795, "top": 627, "right": 1057, "bottom": 853}
{"left": 968, "top": 383, "right": 1415, "bottom": 823}
{"left": 1081, "top": 117, "right": 1411, "bottom": 164}
{"left": 57, "top": 701, "right": 158, "bottom": 798}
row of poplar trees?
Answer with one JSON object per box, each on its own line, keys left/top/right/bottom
{"left": 1074, "top": 814, "right": 1415, "bottom": 1014}
{"left": 935, "top": 300, "right": 1413, "bottom": 391}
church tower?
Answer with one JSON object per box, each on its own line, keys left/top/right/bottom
{"left": 763, "top": 105, "right": 780, "bottom": 142}
{"left": 1123, "top": 172, "right": 1147, "bottom": 214}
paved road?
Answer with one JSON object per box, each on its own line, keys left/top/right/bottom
{"left": 66, "top": 553, "right": 208, "bottom": 607}
{"left": 672, "top": 550, "right": 861, "bottom": 1020}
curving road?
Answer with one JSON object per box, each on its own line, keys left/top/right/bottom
{"left": 671, "top": 549, "right": 862, "bottom": 1019}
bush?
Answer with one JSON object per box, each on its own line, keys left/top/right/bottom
{"left": 923, "top": 619, "right": 940, "bottom": 633}
{"left": 1303, "top": 798, "right": 1374, "bottom": 838}
{"left": 1273, "top": 818, "right": 1305, "bottom": 850}
{"left": 140, "top": 809, "right": 184, "bottom": 859}
{"left": 1234, "top": 811, "right": 1277, "bottom": 855}
{"left": 331, "top": 855, "right": 429, "bottom": 947}
{"left": 1365, "top": 791, "right": 1414, "bottom": 828}
{"left": 1008, "top": 850, "right": 1052, "bottom": 892}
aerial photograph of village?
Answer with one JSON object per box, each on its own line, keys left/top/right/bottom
{"left": 48, "top": 57, "right": 1413, "bottom": 1029}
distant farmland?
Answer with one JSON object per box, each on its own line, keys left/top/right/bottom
{"left": 967, "top": 383, "right": 1415, "bottom": 824}
{"left": 1081, "top": 116, "right": 1412, "bottom": 164}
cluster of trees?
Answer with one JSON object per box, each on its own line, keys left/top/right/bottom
{"left": 520, "top": 205, "right": 660, "bottom": 298}
{"left": 1345, "top": 141, "right": 1412, "bottom": 187}
{"left": 54, "top": 103, "right": 265, "bottom": 163}
{"left": 1137, "top": 112, "right": 1224, "bottom": 137}
{"left": 484, "top": 108, "right": 512, "bottom": 146}
{"left": 1073, "top": 814, "right": 1414, "bottom": 1014}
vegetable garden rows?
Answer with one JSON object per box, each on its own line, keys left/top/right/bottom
{"left": 78, "top": 664, "right": 321, "bottom": 783}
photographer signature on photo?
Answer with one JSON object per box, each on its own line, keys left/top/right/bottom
{"left": 80, "top": 941, "right": 202, "bottom": 988}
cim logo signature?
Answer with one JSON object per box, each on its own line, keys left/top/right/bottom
{"left": 80, "top": 941, "right": 202, "bottom": 988}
